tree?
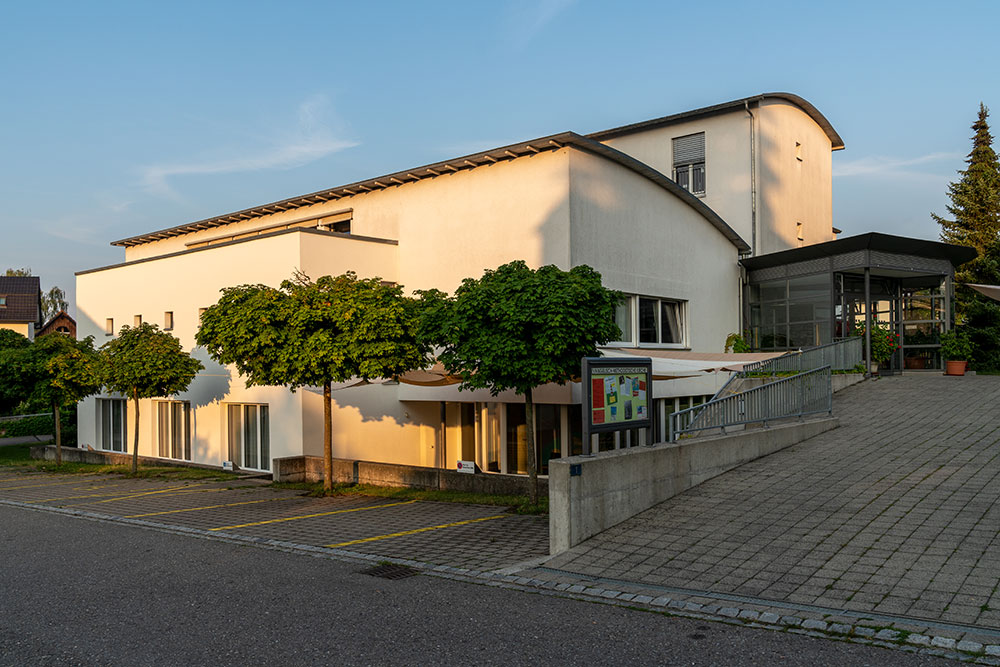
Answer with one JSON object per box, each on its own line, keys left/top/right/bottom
{"left": 933, "top": 103, "right": 1000, "bottom": 371}
{"left": 196, "top": 272, "right": 429, "bottom": 490}
{"left": 0, "top": 330, "right": 32, "bottom": 416}
{"left": 419, "top": 261, "right": 621, "bottom": 505}
{"left": 4, "top": 267, "right": 31, "bottom": 277}
{"left": 101, "top": 323, "right": 203, "bottom": 473}
{"left": 17, "top": 335, "right": 102, "bottom": 464}
{"left": 42, "top": 286, "right": 69, "bottom": 322}
{"left": 933, "top": 103, "right": 1000, "bottom": 280}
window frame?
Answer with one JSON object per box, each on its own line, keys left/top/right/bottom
{"left": 672, "top": 132, "right": 706, "bottom": 196}
{"left": 611, "top": 294, "right": 687, "bottom": 349}
{"left": 155, "top": 400, "right": 191, "bottom": 461}
{"left": 225, "top": 403, "right": 271, "bottom": 472}
{"left": 97, "top": 398, "right": 127, "bottom": 452}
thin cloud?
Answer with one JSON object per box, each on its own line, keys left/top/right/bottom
{"left": 833, "top": 152, "right": 962, "bottom": 178}
{"left": 140, "top": 96, "right": 358, "bottom": 197}
{"left": 507, "top": 0, "right": 577, "bottom": 48}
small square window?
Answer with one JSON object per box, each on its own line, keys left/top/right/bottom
{"left": 0, "top": 296, "right": 6, "bottom": 308}
{"left": 105, "top": 318, "right": 114, "bottom": 335}
{"left": 134, "top": 315, "right": 142, "bottom": 327}
{"left": 164, "top": 311, "right": 174, "bottom": 330}
{"left": 198, "top": 307, "right": 207, "bottom": 318}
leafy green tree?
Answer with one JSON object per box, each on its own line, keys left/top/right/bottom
{"left": 101, "top": 323, "right": 204, "bottom": 473}
{"left": 196, "top": 272, "right": 429, "bottom": 489}
{"left": 3, "top": 267, "right": 31, "bottom": 277}
{"left": 419, "top": 261, "right": 621, "bottom": 505}
{"left": 17, "top": 335, "right": 102, "bottom": 464}
{"left": 0, "top": 330, "right": 32, "bottom": 416}
{"left": 42, "top": 286, "right": 69, "bottom": 321}
{"left": 934, "top": 103, "right": 1000, "bottom": 279}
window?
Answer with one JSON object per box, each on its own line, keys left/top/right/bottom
{"left": 673, "top": 133, "right": 706, "bottom": 195}
{"left": 638, "top": 297, "right": 685, "bottom": 345}
{"left": 227, "top": 404, "right": 270, "bottom": 471}
{"left": 97, "top": 398, "right": 127, "bottom": 452}
{"left": 319, "top": 210, "right": 353, "bottom": 234}
{"left": 157, "top": 401, "right": 191, "bottom": 460}
{"left": 198, "top": 307, "right": 207, "bottom": 319}
{"left": 796, "top": 222, "right": 804, "bottom": 247}
{"left": 105, "top": 318, "right": 114, "bottom": 335}
{"left": 164, "top": 311, "right": 174, "bottom": 330}
{"left": 134, "top": 315, "right": 142, "bottom": 327}
{"left": 795, "top": 141, "right": 803, "bottom": 161}
{"left": 612, "top": 295, "right": 685, "bottom": 346}
{"left": 0, "top": 296, "right": 6, "bottom": 308}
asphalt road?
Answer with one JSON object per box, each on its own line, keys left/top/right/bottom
{"left": 0, "top": 505, "right": 959, "bottom": 666}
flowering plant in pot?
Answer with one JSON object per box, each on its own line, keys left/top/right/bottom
{"left": 851, "top": 321, "right": 900, "bottom": 373}
{"left": 939, "top": 329, "right": 973, "bottom": 376}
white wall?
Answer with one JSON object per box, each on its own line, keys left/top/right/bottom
{"left": 568, "top": 149, "right": 741, "bottom": 353}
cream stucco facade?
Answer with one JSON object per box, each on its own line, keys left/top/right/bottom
{"left": 76, "top": 92, "right": 843, "bottom": 475}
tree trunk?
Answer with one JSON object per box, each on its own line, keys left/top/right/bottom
{"left": 524, "top": 387, "right": 538, "bottom": 507}
{"left": 131, "top": 387, "right": 140, "bottom": 474}
{"left": 323, "top": 380, "right": 333, "bottom": 493}
{"left": 53, "top": 402, "right": 62, "bottom": 466}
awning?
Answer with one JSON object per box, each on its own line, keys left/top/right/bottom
{"left": 966, "top": 283, "right": 1000, "bottom": 303}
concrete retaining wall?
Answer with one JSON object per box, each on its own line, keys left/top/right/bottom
{"left": 29, "top": 445, "right": 241, "bottom": 473}
{"left": 548, "top": 417, "right": 839, "bottom": 554}
{"left": 273, "top": 455, "right": 548, "bottom": 497}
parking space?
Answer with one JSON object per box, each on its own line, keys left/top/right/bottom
{"left": 0, "top": 470, "right": 549, "bottom": 572}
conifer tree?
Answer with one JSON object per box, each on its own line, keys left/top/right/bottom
{"left": 933, "top": 103, "right": 1000, "bottom": 281}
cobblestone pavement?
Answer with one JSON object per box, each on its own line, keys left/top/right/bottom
{"left": 533, "top": 374, "right": 1000, "bottom": 651}
{"left": 0, "top": 472, "right": 548, "bottom": 572}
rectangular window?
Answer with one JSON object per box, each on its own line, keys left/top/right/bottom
{"left": 98, "top": 398, "right": 127, "bottom": 452}
{"left": 227, "top": 404, "right": 270, "bottom": 471}
{"left": 164, "top": 311, "right": 174, "bottom": 330}
{"left": 157, "top": 401, "right": 191, "bottom": 460}
{"left": 638, "top": 296, "right": 685, "bottom": 345}
{"left": 134, "top": 315, "right": 142, "bottom": 327}
{"left": 198, "top": 308, "right": 208, "bottom": 319}
{"left": 105, "top": 318, "right": 114, "bottom": 335}
{"left": 613, "top": 297, "right": 632, "bottom": 342}
{"left": 672, "top": 132, "right": 706, "bottom": 195}
{"left": 0, "top": 296, "right": 6, "bottom": 307}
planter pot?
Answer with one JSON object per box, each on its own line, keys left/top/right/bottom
{"left": 904, "top": 357, "right": 927, "bottom": 370}
{"left": 869, "top": 361, "right": 879, "bottom": 375}
{"left": 945, "top": 360, "right": 968, "bottom": 376}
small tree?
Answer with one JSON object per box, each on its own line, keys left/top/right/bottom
{"left": 420, "top": 261, "right": 621, "bottom": 505}
{"left": 197, "top": 272, "right": 429, "bottom": 490}
{"left": 18, "top": 335, "right": 102, "bottom": 464}
{"left": 0, "top": 330, "right": 32, "bottom": 416}
{"left": 101, "top": 323, "right": 203, "bottom": 473}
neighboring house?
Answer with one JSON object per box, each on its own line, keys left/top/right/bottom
{"left": 37, "top": 310, "right": 76, "bottom": 338}
{"left": 75, "top": 92, "right": 922, "bottom": 475}
{"left": 0, "top": 276, "right": 42, "bottom": 341}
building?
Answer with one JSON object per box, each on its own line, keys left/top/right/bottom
{"left": 37, "top": 311, "right": 77, "bottom": 338}
{"left": 76, "top": 92, "right": 941, "bottom": 475}
{"left": 0, "top": 276, "right": 42, "bottom": 341}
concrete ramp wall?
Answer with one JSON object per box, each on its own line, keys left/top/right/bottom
{"left": 548, "top": 418, "right": 839, "bottom": 554}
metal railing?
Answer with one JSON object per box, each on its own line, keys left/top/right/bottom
{"left": 670, "top": 366, "right": 832, "bottom": 441}
{"left": 738, "top": 337, "right": 863, "bottom": 376}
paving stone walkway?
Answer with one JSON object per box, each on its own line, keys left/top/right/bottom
{"left": 537, "top": 374, "right": 1000, "bottom": 644}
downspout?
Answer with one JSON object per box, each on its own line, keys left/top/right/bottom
{"left": 745, "top": 100, "right": 758, "bottom": 257}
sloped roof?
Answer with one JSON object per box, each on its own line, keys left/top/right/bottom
{"left": 0, "top": 276, "right": 41, "bottom": 324}
{"left": 111, "top": 132, "right": 749, "bottom": 252}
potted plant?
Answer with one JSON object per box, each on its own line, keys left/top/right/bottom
{"left": 851, "top": 321, "right": 900, "bottom": 375}
{"left": 939, "top": 329, "right": 973, "bottom": 376}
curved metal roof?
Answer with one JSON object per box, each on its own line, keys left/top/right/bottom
{"left": 586, "top": 92, "right": 845, "bottom": 151}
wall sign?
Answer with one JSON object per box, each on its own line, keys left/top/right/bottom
{"left": 581, "top": 357, "right": 653, "bottom": 454}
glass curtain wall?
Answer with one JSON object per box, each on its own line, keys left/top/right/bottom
{"left": 749, "top": 274, "right": 833, "bottom": 351}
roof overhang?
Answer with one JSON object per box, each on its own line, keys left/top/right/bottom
{"left": 740, "top": 232, "right": 977, "bottom": 272}
{"left": 586, "top": 92, "right": 845, "bottom": 151}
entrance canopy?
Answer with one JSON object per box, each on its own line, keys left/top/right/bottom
{"left": 741, "top": 232, "right": 977, "bottom": 372}
{"left": 967, "top": 283, "right": 1000, "bottom": 303}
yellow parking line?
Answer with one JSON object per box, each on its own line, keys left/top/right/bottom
{"left": 29, "top": 484, "right": 202, "bottom": 504}
{"left": 124, "top": 497, "right": 293, "bottom": 518}
{"left": 209, "top": 499, "right": 418, "bottom": 531}
{"left": 325, "top": 514, "right": 507, "bottom": 548}
{"left": 61, "top": 487, "right": 221, "bottom": 507}
{"left": 0, "top": 476, "right": 107, "bottom": 491}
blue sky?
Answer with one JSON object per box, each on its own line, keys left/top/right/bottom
{"left": 1, "top": 1, "right": 997, "bottom": 312}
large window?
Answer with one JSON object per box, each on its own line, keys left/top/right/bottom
{"left": 750, "top": 274, "right": 832, "bottom": 351}
{"left": 673, "top": 133, "right": 706, "bottom": 195}
{"left": 613, "top": 295, "right": 686, "bottom": 347}
{"left": 227, "top": 404, "right": 270, "bottom": 471}
{"left": 97, "top": 398, "right": 127, "bottom": 452}
{"left": 157, "top": 401, "right": 191, "bottom": 460}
